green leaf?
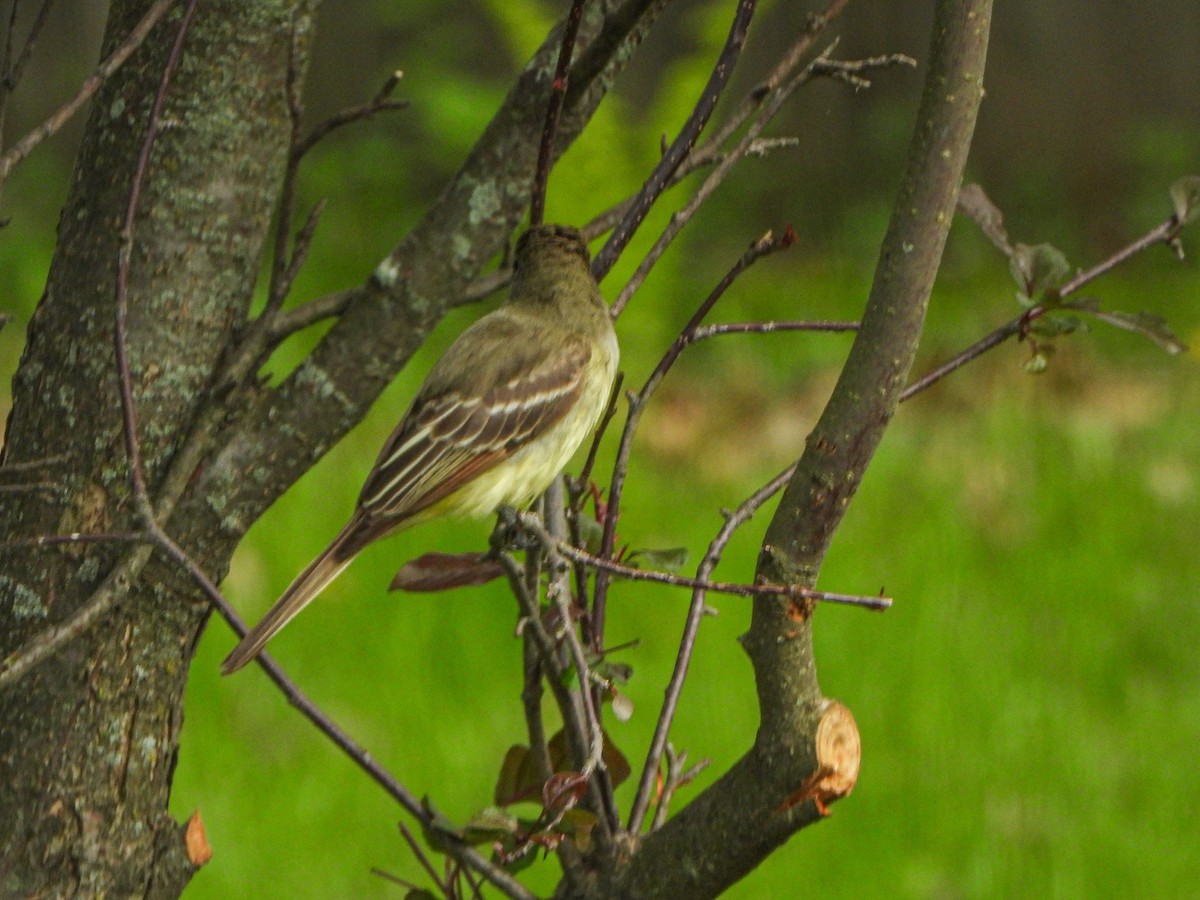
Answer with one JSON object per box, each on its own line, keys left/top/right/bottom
{"left": 1028, "top": 314, "right": 1083, "bottom": 338}
{"left": 557, "top": 808, "right": 598, "bottom": 852}
{"left": 625, "top": 546, "right": 689, "bottom": 573}
{"left": 462, "top": 806, "right": 519, "bottom": 845}
{"left": 1169, "top": 175, "right": 1200, "bottom": 225}
{"left": 574, "top": 512, "right": 605, "bottom": 554}
{"left": 1086, "top": 309, "right": 1188, "bottom": 355}
{"left": 1009, "top": 242, "right": 1071, "bottom": 299}
{"left": 420, "top": 799, "right": 460, "bottom": 852}
{"left": 1024, "top": 352, "right": 1049, "bottom": 375}
{"left": 594, "top": 659, "right": 633, "bottom": 686}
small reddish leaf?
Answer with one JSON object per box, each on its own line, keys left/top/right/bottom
{"left": 543, "top": 771, "right": 588, "bottom": 815}
{"left": 389, "top": 552, "right": 504, "bottom": 592}
{"left": 602, "top": 733, "right": 632, "bottom": 789}
{"left": 494, "top": 744, "right": 546, "bottom": 806}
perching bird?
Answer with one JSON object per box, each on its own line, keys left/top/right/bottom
{"left": 221, "top": 224, "right": 618, "bottom": 674}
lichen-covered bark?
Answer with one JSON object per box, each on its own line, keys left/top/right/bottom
{"left": 0, "top": 3, "right": 310, "bottom": 895}
{"left": 602, "top": 2, "right": 993, "bottom": 897}
{"left": 0, "top": 1, "right": 666, "bottom": 896}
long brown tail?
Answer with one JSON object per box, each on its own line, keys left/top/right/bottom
{"left": 221, "top": 516, "right": 367, "bottom": 675}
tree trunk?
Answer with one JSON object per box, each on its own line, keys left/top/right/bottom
{"left": 0, "top": 2, "right": 307, "bottom": 895}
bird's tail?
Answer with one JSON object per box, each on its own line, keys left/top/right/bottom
{"left": 221, "top": 517, "right": 367, "bottom": 675}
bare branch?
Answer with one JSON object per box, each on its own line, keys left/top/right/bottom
{"left": 515, "top": 510, "right": 889, "bottom": 611}
{"left": 530, "top": 0, "right": 587, "bottom": 226}
{"left": 294, "top": 72, "right": 409, "bottom": 160}
{"left": 808, "top": 51, "right": 917, "bottom": 90}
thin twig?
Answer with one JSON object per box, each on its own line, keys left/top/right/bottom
{"left": 530, "top": 0, "right": 587, "bottom": 227}
{"left": 495, "top": 550, "right": 591, "bottom": 767}
{"left": 695, "top": 0, "right": 852, "bottom": 158}
{"left": 688, "top": 319, "right": 858, "bottom": 341}
{"left": 517, "top": 511, "right": 889, "bottom": 610}
{"left": 114, "top": 0, "right": 198, "bottom": 520}
{"left": 808, "top": 52, "right": 917, "bottom": 90}
{"left": 543, "top": 480, "right": 619, "bottom": 838}
{"left": 610, "top": 38, "right": 910, "bottom": 316}
{"left": 0, "top": 542, "right": 155, "bottom": 689}
{"left": 294, "top": 73, "right": 408, "bottom": 159}
{"left": 591, "top": 0, "right": 759, "bottom": 281}
{"left": 397, "top": 819, "right": 450, "bottom": 897}
{"left": 1, "top": 0, "right": 55, "bottom": 136}
{"left": 593, "top": 230, "right": 794, "bottom": 641}
{"left": 266, "top": 288, "right": 357, "bottom": 341}
{"left": 627, "top": 464, "right": 794, "bottom": 833}
{"left": 262, "top": 14, "right": 309, "bottom": 322}
{"left": 152, "top": 528, "right": 534, "bottom": 900}
{"left": 0, "top": 0, "right": 176, "bottom": 182}
{"left": 649, "top": 745, "right": 710, "bottom": 831}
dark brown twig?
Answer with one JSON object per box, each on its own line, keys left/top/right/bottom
{"left": 114, "top": 0, "right": 197, "bottom": 519}
{"left": 294, "top": 71, "right": 408, "bottom": 160}
{"left": 1, "top": 1, "right": 55, "bottom": 128}
{"left": 530, "top": 0, "right": 587, "bottom": 226}
{"left": 517, "top": 510, "right": 889, "bottom": 610}
{"left": 398, "top": 816, "right": 450, "bottom": 896}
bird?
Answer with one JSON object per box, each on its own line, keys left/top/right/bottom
{"left": 221, "top": 224, "right": 619, "bottom": 674}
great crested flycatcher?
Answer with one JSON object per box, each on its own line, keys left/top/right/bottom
{"left": 221, "top": 224, "right": 618, "bottom": 674}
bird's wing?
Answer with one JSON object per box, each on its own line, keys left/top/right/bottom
{"left": 357, "top": 332, "right": 592, "bottom": 522}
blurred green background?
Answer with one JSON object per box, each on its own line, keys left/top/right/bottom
{"left": 2, "top": 1, "right": 1199, "bottom": 897}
